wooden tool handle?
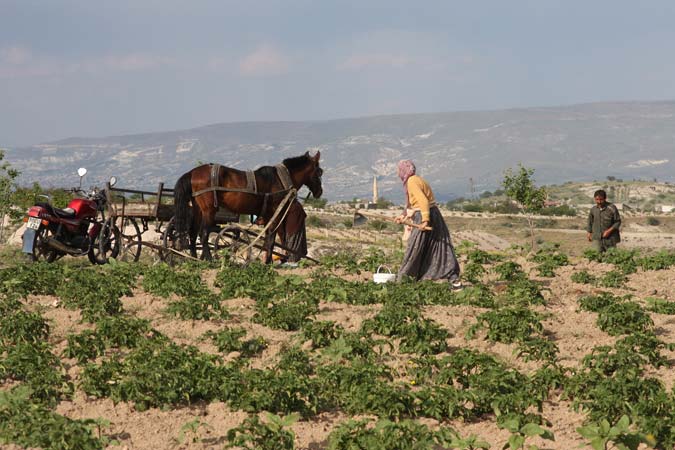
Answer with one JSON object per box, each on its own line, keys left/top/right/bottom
{"left": 402, "top": 220, "right": 432, "bottom": 231}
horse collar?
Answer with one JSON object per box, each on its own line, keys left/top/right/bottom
{"left": 275, "top": 164, "right": 294, "bottom": 190}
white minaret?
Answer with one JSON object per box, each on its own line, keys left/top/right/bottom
{"left": 372, "top": 176, "right": 379, "bottom": 204}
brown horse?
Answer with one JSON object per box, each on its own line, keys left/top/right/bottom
{"left": 173, "top": 151, "right": 323, "bottom": 262}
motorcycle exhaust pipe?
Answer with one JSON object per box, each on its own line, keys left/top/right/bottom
{"left": 47, "top": 238, "right": 87, "bottom": 255}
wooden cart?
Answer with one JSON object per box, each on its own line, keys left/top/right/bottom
{"left": 105, "top": 182, "right": 314, "bottom": 264}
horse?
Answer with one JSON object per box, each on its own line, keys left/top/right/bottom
{"left": 173, "top": 151, "right": 323, "bottom": 262}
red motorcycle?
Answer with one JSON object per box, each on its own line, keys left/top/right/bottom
{"left": 22, "top": 168, "right": 121, "bottom": 264}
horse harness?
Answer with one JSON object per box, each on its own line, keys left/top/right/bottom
{"left": 191, "top": 163, "right": 296, "bottom": 217}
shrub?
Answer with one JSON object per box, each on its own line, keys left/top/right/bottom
{"left": 306, "top": 215, "right": 325, "bottom": 227}
{"left": 646, "top": 217, "right": 660, "bottom": 226}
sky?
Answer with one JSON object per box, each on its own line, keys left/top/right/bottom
{"left": 2, "top": 0, "right": 675, "bottom": 146}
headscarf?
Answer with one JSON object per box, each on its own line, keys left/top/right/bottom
{"left": 397, "top": 160, "right": 416, "bottom": 206}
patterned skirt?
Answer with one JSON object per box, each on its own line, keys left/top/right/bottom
{"left": 397, "top": 206, "right": 460, "bottom": 282}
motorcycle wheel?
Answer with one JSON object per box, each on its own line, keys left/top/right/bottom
{"left": 88, "top": 219, "right": 121, "bottom": 265}
{"left": 29, "top": 226, "right": 59, "bottom": 263}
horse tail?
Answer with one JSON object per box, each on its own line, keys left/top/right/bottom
{"left": 173, "top": 171, "right": 193, "bottom": 237}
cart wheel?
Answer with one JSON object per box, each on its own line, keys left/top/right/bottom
{"left": 88, "top": 219, "right": 121, "bottom": 265}
{"left": 161, "top": 218, "right": 221, "bottom": 265}
{"left": 215, "top": 225, "right": 253, "bottom": 264}
{"left": 118, "top": 217, "right": 142, "bottom": 262}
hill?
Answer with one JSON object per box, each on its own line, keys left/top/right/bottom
{"left": 452, "top": 179, "right": 675, "bottom": 213}
{"left": 5, "top": 100, "right": 675, "bottom": 201}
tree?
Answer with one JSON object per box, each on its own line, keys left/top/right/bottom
{"left": 0, "top": 149, "right": 20, "bottom": 242}
{"left": 303, "top": 196, "right": 327, "bottom": 209}
{"left": 502, "top": 165, "right": 546, "bottom": 251}
{"left": 375, "top": 196, "right": 394, "bottom": 209}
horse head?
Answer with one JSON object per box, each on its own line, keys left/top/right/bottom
{"left": 285, "top": 151, "right": 323, "bottom": 198}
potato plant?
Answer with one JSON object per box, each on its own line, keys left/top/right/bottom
{"left": 2, "top": 241, "right": 675, "bottom": 449}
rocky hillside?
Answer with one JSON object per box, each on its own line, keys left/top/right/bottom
{"left": 6, "top": 101, "right": 675, "bottom": 201}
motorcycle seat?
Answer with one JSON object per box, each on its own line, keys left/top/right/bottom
{"left": 58, "top": 207, "right": 76, "bottom": 217}
{"left": 36, "top": 202, "right": 76, "bottom": 218}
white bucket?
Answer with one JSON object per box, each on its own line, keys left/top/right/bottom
{"left": 373, "top": 265, "right": 396, "bottom": 284}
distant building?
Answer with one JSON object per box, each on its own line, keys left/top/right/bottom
{"left": 367, "top": 175, "right": 379, "bottom": 209}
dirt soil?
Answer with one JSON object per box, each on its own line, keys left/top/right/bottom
{"left": 3, "top": 218, "right": 675, "bottom": 450}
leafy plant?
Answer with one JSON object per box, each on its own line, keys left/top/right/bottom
{"left": 253, "top": 296, "right": 318, "bottom": 331}
{"left": 645, "top": 297, "right": 675, "bottom": 314}
{"left": 571, "top": 270, "right": 597, "bottom": 284}
{"left": 578, "top": 292, "right": 622, "bottom": 312}
{"left": 500, "top": 278, "right": 546, "bottom": 306}
{"left": 493, "top": 261, "right": 526, "bottom": 281}
{"left": 55, "top": 266, "right": 135, "bottom": 322}
{"left": 80, "top": 339, "right": 225, "bottom": 411}
{"left": 175, "top": 417, "right": 214, "bottom": 445}
{"left": 225, "top": 413, "right": 298, "bottom": 450}
{"left": 0, "top": 341, "right": 72, "bottom": 406}
{"left": 205, "top": 327, "right": 267, "bottom": 357}
{"left": 0, "top": 386, "right": 109, "bottom": 450}
{"left": 498, "top": 415, "right": 554, "bottom": 450}
{"left": 638, "top": 250, "right": 675, "bottom": 271}
{"left": 64, "top": 316, "right": 154, "bottom": 363}
{"left": 467, "top": 249, "right": 502, "bottom": 265}
{"left": 598, "top": 270, "right": 627, "bottom": 288}
{"left": 596, "top": 302, "right": 653, "bottom": 336}
{"left": 0, "top": 262, "right": 66, "bottom": 297}
{"left": 327, "top": 418, "right": 456, "bottom": 450}
{"left": 166, "top": 293, "right": 230, "bottom": 321}
{"left": 142, "top": 263, "right": 207, "bottom": 298}
{"left": 530, "top": 243, "right": 569, "bottom": 277}
{"left": 467, "top": 307, "right": 544, "bottom": 344}
{"left": 577, "top": 415, "right": 654, "bottom": 450}
{"left": 301, "top": 320, "right": 345, "bottom": 349}
{"left": 0, "top": 310, "right": 49, "bottom": 347}
{"left": 462, "top": 262, "right": 486, "bottom": 284}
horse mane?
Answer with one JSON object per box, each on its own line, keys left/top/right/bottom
{"left": 282, "top": 153, "right": 311, "bottom": 171}
{"left": 254, "top": 165, "right": 277, "bottom": 185}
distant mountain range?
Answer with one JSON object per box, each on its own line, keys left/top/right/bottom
{"left": 5, "top": 101, "right": 675, "bottom": 202}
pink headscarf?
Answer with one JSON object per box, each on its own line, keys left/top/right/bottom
{"left": 397, "top": 160, "right": 416, "bottom": 206}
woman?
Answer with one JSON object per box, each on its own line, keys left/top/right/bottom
{"left": 281, "top": 199, "right": 307, "bottom": 264}
{"left": 395, "top": 160, "right": 461, "bottom": 289}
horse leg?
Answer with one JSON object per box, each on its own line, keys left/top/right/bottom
{"left": 189, "top": 207, "right": 201, "bottom": 258}
{"left": 200, "top": 213, "right": 216, "bottom": 261}
{"left": 263, "top": 230, "right": 275, "bottom": 264}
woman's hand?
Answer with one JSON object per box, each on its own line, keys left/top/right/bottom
{"left": 420, "top": 221, "right": 429, "bottom": 230}
{"left": 394, "top": 214, "right": 406, "bottom": 224}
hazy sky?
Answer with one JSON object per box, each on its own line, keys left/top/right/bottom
{"left": 2, "top": 0, "right": 675, "bottom": 146}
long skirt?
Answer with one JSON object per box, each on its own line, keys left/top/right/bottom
{"left": 397, "top": 206, "right": 460, "bottom": 282}
{"left": 285, "top": 226, "right": 307, "bottom": 262}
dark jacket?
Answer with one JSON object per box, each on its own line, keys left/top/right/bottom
{"left": 587, "top": 202, "right": 621, "bottom": 244}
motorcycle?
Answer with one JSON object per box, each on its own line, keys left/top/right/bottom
{"left": 21, "top": 168, "right": 121, "bottom": 265}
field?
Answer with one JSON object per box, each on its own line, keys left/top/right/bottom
{"left": 2, "top": 212, "right": 675, "bottom": 450}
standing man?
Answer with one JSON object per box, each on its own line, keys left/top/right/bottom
{"left": 586, "top": 189, "right": 621, "bottom": 252}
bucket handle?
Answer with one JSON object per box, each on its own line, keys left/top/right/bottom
{"left": 376, "top": 265, "right": 392, "bottom": 274}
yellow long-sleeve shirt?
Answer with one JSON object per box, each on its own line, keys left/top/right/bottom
{"left": 406, "top": 175, "right": 436, "bottom": 221}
